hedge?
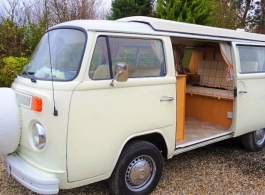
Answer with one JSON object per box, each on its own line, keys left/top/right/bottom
{"left": 0, "top": 57, "right": 28, "bottom": 87}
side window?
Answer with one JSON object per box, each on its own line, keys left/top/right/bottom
{"left": 89, "top": 37, "right": 111, "bottom": 80}
{"left": 109, "top": 37, "right": 166, "bottom": 78}
{"left": 89, "top": 36, "right": 166, "bottom": 80}
{"left": 238, "top": 45, "right": 265, "bottom": 73}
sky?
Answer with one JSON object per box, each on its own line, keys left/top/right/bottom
{"left": 102, "top": 0, "right": 111, "bottom": 9}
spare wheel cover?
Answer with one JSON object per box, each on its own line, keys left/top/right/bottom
{"left": 0, "top": 88, "right": 21, "bottom": 154}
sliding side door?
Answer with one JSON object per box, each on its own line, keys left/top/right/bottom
{"left": 232, "top": 42, "right": 265, "bottom": 137}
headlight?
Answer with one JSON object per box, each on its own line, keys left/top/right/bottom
{"left": 32, "top": 123, "right": 46, "bottom": 149}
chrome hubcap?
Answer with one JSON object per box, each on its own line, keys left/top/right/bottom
{"left": 254, "top": 128, "right": 265, "bottom": 145}
{"left": 125, "top": 155, "right": 156, "bottom": 192}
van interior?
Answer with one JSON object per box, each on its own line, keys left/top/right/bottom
{"left": 171, "top": 37, "right": 234, "bottom": 149}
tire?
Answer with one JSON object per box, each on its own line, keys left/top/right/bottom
{"left": 108, "top": 140, "right": 163, "bottom": 195}
{"left": 242, "top": 129, "right": 265, "bottom": 152}
{"left": 0, "top": 88, "right": 21, "bottom": 154}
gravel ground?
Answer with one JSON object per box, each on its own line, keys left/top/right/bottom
{"left": 1, "top": 138, "right": 265, "bottom": 195}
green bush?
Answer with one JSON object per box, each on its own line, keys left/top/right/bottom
{"left": 0, "top": 57, "right": 28, "bottom": 87}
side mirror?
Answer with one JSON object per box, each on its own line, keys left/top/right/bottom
{"left": 110, "top": 62, "right": 129, "bottom": 86}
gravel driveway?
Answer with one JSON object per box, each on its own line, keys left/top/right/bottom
{"left": 1, "top": 139, "right": 265, "bottom": 195}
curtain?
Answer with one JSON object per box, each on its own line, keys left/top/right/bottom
{"left": 99, "top": 39, "right": 121, "bottom": 64}
{"left": 109, "top": 41, "right": 120, "bottom": 62}
{"left": 173, "top": 45, "right": 185, "bottom": 74}
{"left": 99, "top": 41, "right": 108, "bottom": 64}
{"left": 219, "top": 42, "right": 234, "bottom": 81}
{"left": 257, "top": 48, "right": 265, "bottom": 71}
{"left": 150, "top": 40, "right": 165, "bottom": 74}
{"left": 150, "top": 40, "right": 164, "bottom": 62}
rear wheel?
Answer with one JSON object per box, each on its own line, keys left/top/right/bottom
{"left": 242, "top": 128, "right": 265, "bottom": 152}
{"left": 108, "top": 140, "right": 163, "bottom": 195}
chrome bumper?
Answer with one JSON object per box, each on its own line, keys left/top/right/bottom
{"left": 3, "top": 154, "right": 59, "bottom": 194}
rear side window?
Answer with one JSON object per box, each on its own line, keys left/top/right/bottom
{"left": 89, "top": 36, "right": 166, "bottom": 80}
{"left": 238, "top": 45, "right": 265, "bottom": 73}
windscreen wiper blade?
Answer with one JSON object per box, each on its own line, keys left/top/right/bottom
{"left": 20, "top": 71, "right": 37, "bottom": 83}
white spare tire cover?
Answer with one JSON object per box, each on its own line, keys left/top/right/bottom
{"left": 0, "top": 88, "right": 21, "bottom": 154}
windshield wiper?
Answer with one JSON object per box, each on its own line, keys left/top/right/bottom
{"left": 20, "top": 71, "right": 37, "bottom": 83}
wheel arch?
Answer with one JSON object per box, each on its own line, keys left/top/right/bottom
{"left": 128, "top": 133, "right": 168, "bottom": 157}
{"left": 108, "top": 131, "right": 169, "bottom": 178}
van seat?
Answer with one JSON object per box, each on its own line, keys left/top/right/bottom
{"left": 186, "top": 86, "right": 234, "bottom": 100}
{"left": 93, "top": 65, "right": 110, "bottom": 79}
{"left": 186, "top": 60, "right": 234, "bottom": 100}
{"left": 131, "top": 69, "right": 160, "bottom": 77}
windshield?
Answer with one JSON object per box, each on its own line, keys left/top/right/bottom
{"left": 20, "top": 28, "right": 86, "bottom": 81}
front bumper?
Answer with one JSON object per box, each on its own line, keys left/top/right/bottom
{"left": 3, "top": 154, "right": 59, "bottom": 194}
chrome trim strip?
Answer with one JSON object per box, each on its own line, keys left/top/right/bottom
{"left": 174, "top": 132, "right": 233, "bottom": 155}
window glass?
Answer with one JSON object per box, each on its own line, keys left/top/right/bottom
{"left": 21, "top": 29, "right": 86, "bottom": 81}
{"left": 89, "top": 37, "right": 111, "bottom": 79}
{"left": 238, "top": 45, "right": 265, "bottom": 73}
{"left": 110, "top": 37, "right": 166, "bottom": 78}
{"left": 89, "top": 36, "right": 166, "bottom": 79}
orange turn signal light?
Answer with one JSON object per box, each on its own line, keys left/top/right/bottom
{"left": 32, "top": 97, "right": 42, "bottom": 112}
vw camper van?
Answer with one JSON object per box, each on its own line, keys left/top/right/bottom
{"left": 1, "top": 16, "right": 265, "bottom": 195}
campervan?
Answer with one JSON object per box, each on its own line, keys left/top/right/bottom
{"left": 1, "top": 16, "right": 265, "bottom": 195}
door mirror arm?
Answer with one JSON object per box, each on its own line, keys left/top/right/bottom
{"left": 110, "top": 62, "right": 129, "bottom": 87}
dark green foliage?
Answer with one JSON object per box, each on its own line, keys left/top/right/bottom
{"left": 156, "top": 0, "right": 215, "bottom": 25}
{"left": 108, "top": 0, "right": 154, "bottom": 20}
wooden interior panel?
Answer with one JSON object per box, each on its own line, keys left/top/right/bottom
{"left": 185, "top": 94, "right": 233, "bottom": 127}
{"left": 176, "top": 75, "right": 186, "bottom": 141}
{"left": 188, "top": 50, "right": 203, "bottom": 73}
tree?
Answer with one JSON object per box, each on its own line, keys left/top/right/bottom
{"left": 252, "top": 0, "right": 265, "bottom": 33}
{"left": 210, "top": 0, "right": 265, "bottom": 33}
{"left": 155, "top": 0, "right": 215, "bottom": 25}
{"left": 261, "top": 0, "right": 265, "bottom": 33}
{"left": 0, "top": 18, "right": 26, "bottom": 58}
{"left": 0, "top": 0, "right": 21, "bottom": 24}
{"left": 44, "top": 0, "right": 100, "bottom": 25}
{"left": 109, "top": 0, "right": 155, "bottom": 20}
{"left": 210, "top": 0, "right": 238, "bottom": 29}
{"left": 233, "top": 0, "right": 256, "bottom": 29}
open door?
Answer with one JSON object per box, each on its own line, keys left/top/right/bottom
{"left": 232, "top": 42, "right": 265, "bottom": 137}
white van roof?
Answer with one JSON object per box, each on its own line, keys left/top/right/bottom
{"left": 52, "top": 16, "right": 265, "bottom": 43}
{"left": 118, "top": 16, "right": 265, "bottom": 43}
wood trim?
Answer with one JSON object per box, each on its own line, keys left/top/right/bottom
{"left": 176, "top": 75, "right": 186, "bottom": 141}
{"left": 188, "top": 50, "right": 203, "bottom": 73}
{"left": 185, "top": 94, "right": 233, "bottom": 127}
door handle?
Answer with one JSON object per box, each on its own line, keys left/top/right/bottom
{"left": 160, "top": 97, "right": 174, "bottom": 102}
{"left": 239, "top": 91, "right": 247, "bottom": 94}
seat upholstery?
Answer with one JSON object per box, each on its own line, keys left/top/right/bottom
{"left": 93, "top": 65, "right": 110, "bottom": 79}
{"left": 131, "top": 69, "right": 160, "bottom": 77}
{"left": 186, "top": 60, "right": 234, "bottom": 100}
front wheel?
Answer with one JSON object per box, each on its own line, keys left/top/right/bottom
{"left": 242, "top": 128, "right": 265, "bottom": 152}
{"left": 108, "top": 140, "right": 163, "bottom": 195}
